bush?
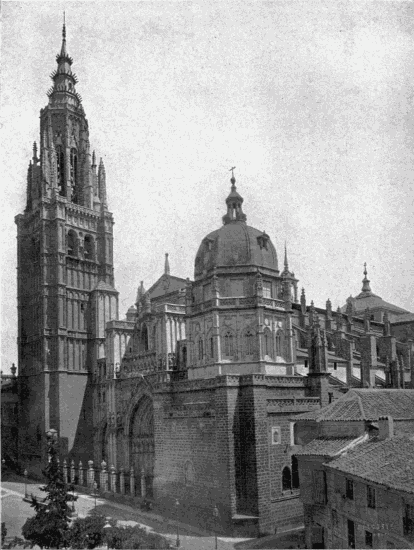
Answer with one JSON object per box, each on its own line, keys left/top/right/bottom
{"left": 107, "top": 525, "right": 171, "bottom": 549}
{"left": 67, "top": 515, "right": 171, "bottom": 549}
{"left": 69, "top": 512, "right": 109, "bottom": 549}
{"left": 1, "top": 523, "right": 7, "bottom": 546}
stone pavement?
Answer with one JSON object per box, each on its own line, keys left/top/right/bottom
{"left": 1, "top": 476, "right": 251, "bottom": 550}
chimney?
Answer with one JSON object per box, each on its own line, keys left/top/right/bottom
{"left": 378, "top": 416, "right": 394, "bottom": 440}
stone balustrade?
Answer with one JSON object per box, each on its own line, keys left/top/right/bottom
{"left": 57, "top": 458, "right": 149, "bottom": 500}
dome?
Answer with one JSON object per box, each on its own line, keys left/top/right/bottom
{"left": 194, "top": 174, "right": 278, "bottom": 278}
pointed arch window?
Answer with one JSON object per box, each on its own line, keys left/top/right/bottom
{"left": 141, "top": 325, "right": 149, "bottom": 352}
{"left": 56, "top": 146, "right": 65, "bottom": 196}
{"left": 275, "top": 330, "right": 284, "bottom": 358}
{"left": 84, "top": 235, "right": 94, "bottom": 260}
{"left": 245, "top": 331, "right": 254, "bottom": 356}
{"left": 282, "top": 466, "right": 292, "bottom": 491}
{"left": 67, "top": 230, "right": 78, "bottom": 257}
{"left": 70, "top": 148, "right": 78, "bottom": 203}
{"left": 224, "top": 331, "right": 234, "bottom": 357}
{"left": 264, "top": 328, "right": 273, "bottom": 358}
{"left": 210, "top": 336, "right": 214, "bottom": 359}
{"left": 292, "top": 456, "right": 299, "bottom": 489}
{"left": 198, "top": 338, "right": 204, "bottom": 361}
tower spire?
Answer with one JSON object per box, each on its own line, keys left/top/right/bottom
{"left": 361, "top": 262, "right": 372, "bottom": 293}
{"left": 284, "top": 241, "right": 289, "bottom": 271}
{"left": 61, "top": 12, "right": 67, "bottom": 57}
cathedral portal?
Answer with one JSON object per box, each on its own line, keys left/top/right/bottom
{"left": 129, "top": 395, "right": 154, "bottom": 497}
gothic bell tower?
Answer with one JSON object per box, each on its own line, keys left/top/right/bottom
{"left": 15, "top": 21, "right": 118, "bottom": 471}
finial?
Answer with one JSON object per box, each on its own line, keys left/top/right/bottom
{"left": 229, "top": 166, "right": 236, "bottom": 188}
{"left": 92, "top": 151, "right": 96, "bottom": 166}
{"left": 32, "top": 142, "right": 37, "bottom": 161}
{"left": 63, "top": 12, "right": 66, "bottom": 39}
{"left": 284, "top": 241, "right": 289, "bottom": 271}
{"left": 164, "top": 253, "right": 170, "bottom": 276}
{"left": 361, "top": 262, "right": 372, "bottom": 293}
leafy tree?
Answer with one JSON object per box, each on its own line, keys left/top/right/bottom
{"left": 68, "top": 512, "right": 109, "bottom": 549}
{"left": 21, "top": 434, "right": 76, "bottom": 549}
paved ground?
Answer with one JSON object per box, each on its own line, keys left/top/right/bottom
{"left": 1, "top": 475, "right": 304, "bottom": 549}
{"left": 1, "top": 477, "right": 244, "bottom": 550}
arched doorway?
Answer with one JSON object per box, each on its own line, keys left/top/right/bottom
{"left": 130, "top": 395, "right": 154, "bottom": 497}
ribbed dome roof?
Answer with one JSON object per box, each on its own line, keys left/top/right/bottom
{"left": 194, "top": 222, "right": 279, "bottom": 278}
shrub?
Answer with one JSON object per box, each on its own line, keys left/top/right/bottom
{"left": 1, "top": 523, "right": 7, "bottom": 546}
{"left": 68, "top": 512, "right": 109, "bottom": 549}
{"left": 106, "top": 525, "right": 171, "bottom": 549}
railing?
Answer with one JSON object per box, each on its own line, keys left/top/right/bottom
{"left": 61, "top": 458, "right": 150, "bottom": 499}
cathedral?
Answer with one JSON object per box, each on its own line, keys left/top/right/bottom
{"left": 12, "top": 24, "right": 414, "bottom": 536}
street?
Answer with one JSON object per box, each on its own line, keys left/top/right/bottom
{"left": 1, "top": 477, "right": 245, "bottom": 550}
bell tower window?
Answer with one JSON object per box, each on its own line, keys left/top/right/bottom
{"left": 84, "top": 235, "right": 94, "bottom": 260}
{"left": 57, "top": 146, "right": 65, "bottom": 196}
{"left": 70, "top": 148, "right": 78, "bottom": 203}
{"left": 67, "top": 230, "right": 78, "bottom": 257}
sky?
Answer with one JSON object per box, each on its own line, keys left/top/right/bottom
{"left": 2, "top": 1, "right": 414, "bottom": 372}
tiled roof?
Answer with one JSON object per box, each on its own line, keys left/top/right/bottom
{"left": 296, "top": 436, "right": 363, "bottom": 457}
{"left": 326, "top": 434, "right": 414, "bottom": 494}
{"left": 294, "top": 389, "right": 414, "bottom": 422}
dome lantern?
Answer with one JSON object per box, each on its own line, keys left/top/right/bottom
{"left": 222, "top": 168, "right": 247, "bottom": 225}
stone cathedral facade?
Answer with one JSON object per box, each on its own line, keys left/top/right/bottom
{"left": 13, "top": 25, "right": 414, "bottom": 536}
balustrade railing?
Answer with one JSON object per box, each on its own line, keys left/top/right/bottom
{"left": 56, "top": 458, "right": 148, "bottom": 500}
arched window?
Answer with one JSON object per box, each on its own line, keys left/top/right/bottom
{"left": 275, "top": 331, "right": 282, "bottom": 356}
{"left": 282, "top": 466, "right": 292, "bottom": 491}
{"left": 210, "top": 337, "right": 214, "bottom": 359}
{"left": 70, "top": 148, "right": 78, "bottom": 203}
{"left": 224, "top": 332, "right": 234, "bottom": 357}
{"left": 245, "top": 331, "right": 254, "bottom": 356}
{"left": 198, "top": 338, "right": 204, "bottom": 361}
{"left": 292, "top": 456, "right": 299, "bottom": 489}
{"left": 56, "top": 145, "right": 65, "bottom": 195}
{"left": 264, "top": 329, "right": 272, "bottom": 358}
{"left": 84, "top": 235, "right": 94, "bottom": 260}
{"left": 182, "top": 346, "right": 187, "bottom": 367}
{"left": 141, "top": 325, "right": 149, "bottom": 352}
{"left": 67, "top": 230, "right": 78, "bottom": 256}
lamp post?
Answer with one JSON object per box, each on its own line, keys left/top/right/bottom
{"left": 93, "top": 481, "right": 98, "bottom": 510}
{"left": 24, "top": 469, "right": 28, "bottom": 498}
{"left": 175, "top": 498, "right": 180, "bottom": 548}
{"left": 103, "top": 519, "right": 112, "bottom": 550}
{"left": 213, "top": 505, "right": 219, "bottom": 550}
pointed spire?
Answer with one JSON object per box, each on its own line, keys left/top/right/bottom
{"left": 284, "top": 241, "right": 289, "bottom": 271}
{"left": 361, "top": 262, "right": 372, "bottom": 293}
{"left": 92, "top": 150, "right": 96, "bottom": 167}
{"left": 60, "top": 12, "right": 67, "bottom": 57}
{"left": 164, "top": 253, "right": 170, "bottom": 276}
{"left": 98, "top": 158, "right": 107, "bottom": 207}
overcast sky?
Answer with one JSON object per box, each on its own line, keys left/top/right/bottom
{"left": 2, "top": 1, "right": 413, "bottom": 372}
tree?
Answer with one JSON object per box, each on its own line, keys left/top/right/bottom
{"left": 21, "top": 432, "right": 76, "bottom": 549}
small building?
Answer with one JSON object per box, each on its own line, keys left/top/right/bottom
{"left": 295, "top": 395, "right": 414, "bottom": 549}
